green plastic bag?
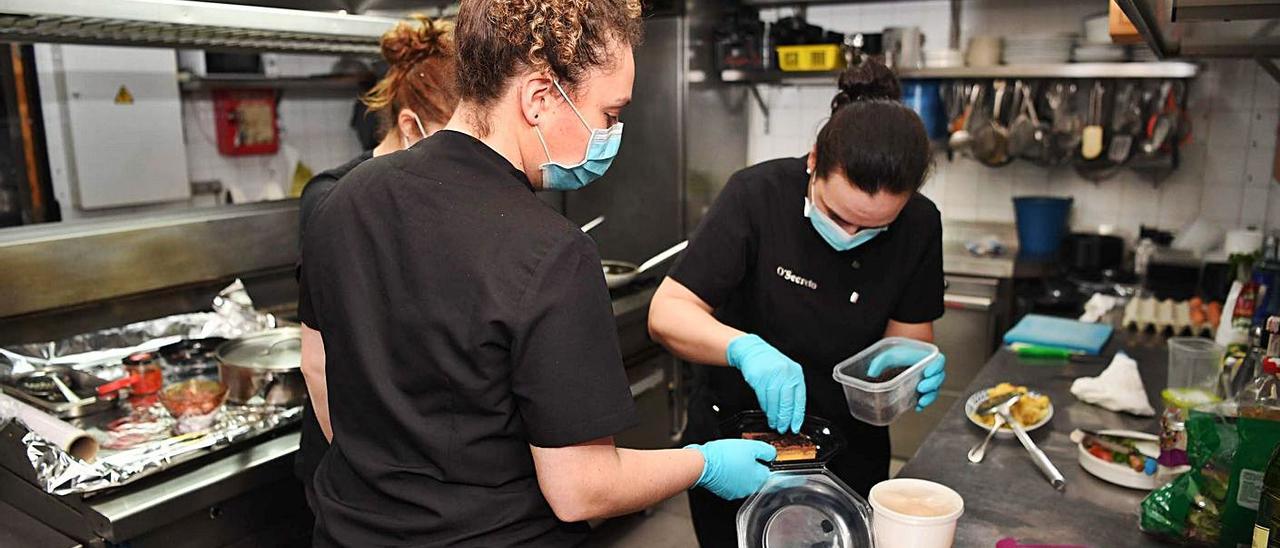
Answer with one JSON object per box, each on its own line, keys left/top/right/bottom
{"left": 1141, "top": 410, "right": 1238, "bottom": 545}
{"left": 1220, "top": 417, "right": 1280, "bottom": 547}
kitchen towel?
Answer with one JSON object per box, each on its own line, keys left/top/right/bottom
{"left": 1070, "top": 352, "right": 1157, "bottom": 416}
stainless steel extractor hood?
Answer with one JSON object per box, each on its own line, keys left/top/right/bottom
{"left": 1115, "top": 0, "right": 1280, "bottom": 58}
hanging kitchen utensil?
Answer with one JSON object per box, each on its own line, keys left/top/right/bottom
{"left": 1048, "top": 82, "right": 1083, "bottom": 165}
{"left": 603, "top": 240, "right": 689, "bottom": 289}
{"left": 1140, "top": 81, "right": 1174, "bottom": 156}
{"left": 948, "top": 83, "right": 983, "bottom": 153}
{"left": 973, "top": 79, "right": 1012, "bottom": 167}
{"left": 1081, "top": 81, "right": 1105, "bottom": 160}
{"left": 1008, "top": 81, "right": 1035, "bottom": 154}
{"left": 1107, "top": 82, "right": 1139, "bottom": 164}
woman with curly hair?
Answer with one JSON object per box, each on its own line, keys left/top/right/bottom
{"left": 297, "top": 1, "right": 775, "bottom": 545}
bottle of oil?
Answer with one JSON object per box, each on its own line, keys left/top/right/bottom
{"left": 1253, "top": 444, "right": 1280, "bottom": 547}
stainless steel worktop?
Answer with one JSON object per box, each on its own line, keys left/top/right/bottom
{"left": 898, "top": 330, "right": 1169, "bottom": 547}
{"left": 941, "top": 220, "right": 1055, "bottom": 280}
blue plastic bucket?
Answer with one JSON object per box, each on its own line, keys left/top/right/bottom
{"left": 902, "top": 80, "right": 946, "bottom": 140}
{"left": 1013, "top": 196, "right": 1073, "bottom": 258}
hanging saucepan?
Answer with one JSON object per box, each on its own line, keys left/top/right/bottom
{"left": 216, "top": 327, "right": 306, "bottom": 407}
{"left": 603, "top": 240, "right": 689, "bottom": 289}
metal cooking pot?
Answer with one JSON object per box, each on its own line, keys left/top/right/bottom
{"left": 216, "top": 327, "right": 306, "bottom": 406}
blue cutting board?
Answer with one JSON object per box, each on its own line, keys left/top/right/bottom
{"left": 1002, "top": 314, "right": 1114, "bottom": 355}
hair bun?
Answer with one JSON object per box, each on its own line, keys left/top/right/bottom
{"left": 380, "top": 14, "right": 451, "bottom": 67}
{"left": 831, "top": 59, "right": 901, "bottom": 113}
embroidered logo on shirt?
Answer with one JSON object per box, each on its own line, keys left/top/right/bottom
{"left": 776, "top": 266, "right": 818, "bottom": 290}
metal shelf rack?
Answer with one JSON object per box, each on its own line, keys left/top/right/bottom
{"left": 721, "top": 61, "right": 1201, "bottom": 86}
{"left": 0, "top": 0, "right": 402, "bottom": 55}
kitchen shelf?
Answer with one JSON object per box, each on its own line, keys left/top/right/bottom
{"left": 720, "top": 61, "right": 1200, "bottom": 85}
{"left": 178, "top": 74, "right": 366, "bottom": 92}
{"left": 0, "top": 0, "right": 401, "bottom": 55}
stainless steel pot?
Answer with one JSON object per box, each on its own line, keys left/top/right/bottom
{"left": 216, "top": 327, "right": 306, "bottom": 406}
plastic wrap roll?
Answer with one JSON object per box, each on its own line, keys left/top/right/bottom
{"left": 0, "top": 392, "right": 98, "bottom": 461}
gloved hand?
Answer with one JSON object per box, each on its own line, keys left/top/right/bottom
{"left": 688, "top": 439, "right": 776, "bottom": 500}
{"left": 727, "top": 334, "right": 806, "bottom": 433}
{"left": 866, "top": 346, "right": 947, "bottom": 412}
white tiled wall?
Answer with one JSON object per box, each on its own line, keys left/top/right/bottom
{"left": 747, "top": 1, "right": 1280, "bottom": 242}
{"left": 182, "top": 54, "right": 363, "bottom": 203}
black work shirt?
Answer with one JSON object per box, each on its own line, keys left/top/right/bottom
{"left": 672, "top": 157, "right": 943, "bottom": 493}
{"left": 295, "top": 150, "right": 372, "bottom": 492}
{"left": 298, "top": 130, "right": 638, "bottom": 547}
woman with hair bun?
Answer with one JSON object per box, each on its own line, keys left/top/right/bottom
{"left": 293, "top": 13, "right": 457, "bottom": 513}
{"left": 649, "top": 59, "right": 949, "bottom": 547}
{"left": 297, "top": 1, "right": 774, "bottom": 545}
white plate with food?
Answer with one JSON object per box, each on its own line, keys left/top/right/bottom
{"left": 965, "top": 383, "right": 1054, "bottom": 439}
{"left": 1070, "top": 429, "right": 1168, "bottom": 490}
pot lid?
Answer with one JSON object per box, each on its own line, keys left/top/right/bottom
{"left": 216, "top": 327, "right": 301, "bottom": 371}
{"left": 737, "top": 470, "right": 874, "bottom": 548}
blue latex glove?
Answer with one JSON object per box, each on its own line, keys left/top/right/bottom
{"left": 866, "top": 346, "right": 947, "bottom": 412}
{"left": 688, "top": 439, "right": 777, "bottom": 500}
{"left": 727, "top": 334, "right": 806, "bottom": 433}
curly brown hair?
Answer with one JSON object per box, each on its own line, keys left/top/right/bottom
{"left": 454, "top": 0, "right": 643, "bottom": 134}
{"left": 361, "top": 14, "right": 459, "bottom": 132}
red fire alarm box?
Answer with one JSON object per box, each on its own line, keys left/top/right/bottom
{"left": 213, "top": 90, "right": 279, "bottom": 156}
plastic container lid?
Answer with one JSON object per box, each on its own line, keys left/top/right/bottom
{"left": 717, "top": 410, "right": 845, "bottom": 472}
{"left": 831, "top": 337, "right": 940, "bottom": 426}
{"left": 737, "top": 469, "right": 874, "bottom": 548}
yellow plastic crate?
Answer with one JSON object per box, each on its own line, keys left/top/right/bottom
{"left": 776, "top": 44, "right": 843, "bottom": 72}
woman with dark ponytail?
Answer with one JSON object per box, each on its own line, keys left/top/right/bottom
{"left": 650, "top": 59, "right": 948, "bottom": 547}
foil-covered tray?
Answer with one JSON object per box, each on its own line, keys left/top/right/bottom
{"left": 9, "top": 402, "right": 301, "bottom": 496}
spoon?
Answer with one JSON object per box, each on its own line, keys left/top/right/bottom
{"left": 967, "top": 391, "right": 1020, "bottom": 463}
{"left": 50, "top": 374, "right": 84, "bottom": 404}
{"left": 967, "top": 412, "right": 1006, "bottom": 463}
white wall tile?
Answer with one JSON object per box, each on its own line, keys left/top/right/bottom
{"left": 1241, "top": 186, "right": 1270, "bottom": 229}
{"left": 1246, "top": 109, "right": 1279, "bottom": 187}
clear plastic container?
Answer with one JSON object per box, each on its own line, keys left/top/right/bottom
{"left": 737, "top": 470, "right": 874, "bottom": 548}
{"left": 1165, "top": 337, "right": 1223, "bottom": 402}
{"left": 832, "top": 337, "right": 940, "bottom": 426}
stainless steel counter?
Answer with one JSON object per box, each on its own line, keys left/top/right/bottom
{"left": 941, "top": 220, "right": 1055, "bottom": 280}
{"left": 898, "top": 330, "right": 1170, "bottom": 547}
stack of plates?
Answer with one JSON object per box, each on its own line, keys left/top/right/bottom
{"left": 1002, "top": 34, "right": 1076, "bottom": 65}
{"left": 1073, "top": 43, "right": 1128, "bottom": 62}
{"left": 923, "top": 49, "right": 964, "bottom": 68}
{"left": 1131, "top": 46, "right": 1159, "bottom": 62}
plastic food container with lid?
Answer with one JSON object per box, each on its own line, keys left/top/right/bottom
{"left": 737, "top": 469, "right": 875, "bottom": 548}
{"left": 832, "top": 337, "right": 941, "bottom": 426}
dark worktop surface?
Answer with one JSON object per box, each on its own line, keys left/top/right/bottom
{"left": 898, "top": 329, "right": 1173, "bottom": 547}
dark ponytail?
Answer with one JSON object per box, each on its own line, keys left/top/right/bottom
{"left": 816, "top": 60, "right": 930, "bottom": 195}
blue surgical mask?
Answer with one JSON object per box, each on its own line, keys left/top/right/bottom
{"left": 533, "top": 80, "right": 624, "bottom": 191}
{"left": 804, "top": 182, "right": 887, "bottom": 251}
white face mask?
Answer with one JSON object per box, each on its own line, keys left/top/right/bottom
{"left": 401, "top": 111, "right": 429, "bottom": 150}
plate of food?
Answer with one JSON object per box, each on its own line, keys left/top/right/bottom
{"left": 1069, "top": 429, "right": 1169, "bottom": 490}
{"left": 718, "top": 410, "right": 845, "bottom": 471}
{"left": 965, "top": 383, "right": 1053, "bottom": 438}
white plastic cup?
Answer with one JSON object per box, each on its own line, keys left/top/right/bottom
{"left": 869, "top": 478, "right": 964, "bottom": 548}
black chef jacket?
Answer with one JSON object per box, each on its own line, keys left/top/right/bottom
{"left": 295, "top": 150, "right": 372, "bottom": 503}
{"left": 671, "top": 156, "right": 943, "bottom": 544}
{"left": 298, "top": 130, "right": 639, "bottom": 547}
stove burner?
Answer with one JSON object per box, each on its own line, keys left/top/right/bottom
{"left": 16, "top": 371, "right": 73, "bottom": 400}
